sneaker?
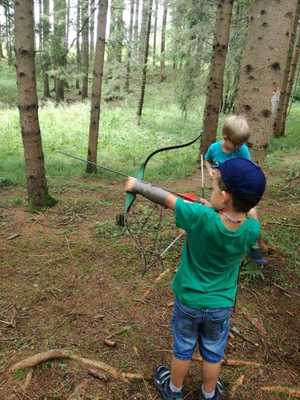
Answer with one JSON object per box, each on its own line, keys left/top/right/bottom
{"left": 154, "top": 365, "right": 183, "bottom": 400}
{"left": 249, "top": 248, "right": 268, "bottom": 266}
{"left": 199, "top": 379, "right": 224, "bottom": 400}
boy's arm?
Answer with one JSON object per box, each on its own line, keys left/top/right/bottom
{"left": 125, "top": 177, "right": 177, "bottom": 210}
{"left": 205, "top": 160, "right": 216, "bottom": 177}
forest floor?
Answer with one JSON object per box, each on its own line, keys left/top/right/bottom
{"left": 0, "top": 163, "right": 299, "bottom": 400}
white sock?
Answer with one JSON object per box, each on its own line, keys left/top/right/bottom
{"left": 170, "top": 381, "right": 182, "bottom": 393}
{"left": 202, "top": 385, "right": 215, "bottom": 399}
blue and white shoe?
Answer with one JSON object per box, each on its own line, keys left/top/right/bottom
{"left": 199, "top": 379, "right": 224, "bottom": 400}
{"left": 154, "top": 365, "right": 183, "bottom": 400}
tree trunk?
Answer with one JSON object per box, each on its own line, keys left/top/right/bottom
{"left": 86, "top": 0, "right": 109, "bottom": 173}
{"left": 273, "top": 0, "right": 300, "bottom": 137}
{"left": 53, "top": 0, "right": 67, "bottom": 102}
{"left": 200, "top": 0, "right": 234, "bottom": 155}
{"left": 108, "top": 0, "right": 124, "bottom": 63}
{"left": 66, "top": 0, "right": 71, "bottom": 49}
{"left": 282, "top": 22, "right": 300, "bottom": 129}
{"left": 38, "top": 0, "right": 43, "bottom": 51}
{"left": 42, "top": 0, "right": 50, "bottom": 98}
{"left": 235, "top": 0, "right": 298, "bottom": 163}
{"left": 14, "top": 0, "right": 54, "bottom": 209}
{"left": 137, "top": 0, "right": 153, "bottom": 125}
{"left": 133, "top": 0, "right": 140, "bottom": 58}
{"left": 89, "top": 0, "right": 95, "bottom": 62}
{"left": 4, "top": 1, "right": 13, "bottom": 65}
{"left": 76, "top": 0, "right": 81, "bottom": 90}
{"left": 125, "top": 0, "right": 135, "bottom": 92}
{"left": 81, "top": 0, "right": 90, "bottom": 99}
{"left": 0, "top": 23, "right": 4, "bottom": 58}
{"left": 152, "top": 0, "right": 158, "bottom": 66}
{"left": 160, "top": 0, "right": 168, "bottom": 82}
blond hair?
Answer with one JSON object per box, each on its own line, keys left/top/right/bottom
{"left": 222, "top": 115, "right": 250, "bottom": 144}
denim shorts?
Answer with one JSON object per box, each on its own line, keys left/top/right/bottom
{"left": 171, "top": 298, "right": 232, "bottom": 363}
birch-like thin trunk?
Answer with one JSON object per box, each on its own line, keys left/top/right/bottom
{"left": 137, "top": 0, "right": 153, "bottom": 125}
{"left": 125, "top": 0, "right": 135, "bottom": 92}
{"left": 53, "top": 0, "right": 67, "bottom": 101}
{"left": 152, "top": 0, "right": 158, "bottom": 66}
{"left": 86, "top": 0, "right": 109, "bottom": 173}
{"left": 273, "top": 0, "right": 300, "bottom": 137}
{"left": 81, "top": 0, "right": 90, "bottom": 99}
{"left": 160, "top": 0, "right": 168, "bottom": 82}
{"left": 200, "top": 0, "right": 234, "bottom": 155}
{"left": 14, "top": 0, "right": 54, "bottom": 208}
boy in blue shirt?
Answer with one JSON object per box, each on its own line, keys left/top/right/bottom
{"left": 125, "top": 158, "right": 266, "bottom": 400}
{"left": 205, "top": 115, "right": 267, "bottom": 265}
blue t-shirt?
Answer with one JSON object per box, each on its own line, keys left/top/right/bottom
{"left": 205, "top": 140, "right": 251, "bottom": 167}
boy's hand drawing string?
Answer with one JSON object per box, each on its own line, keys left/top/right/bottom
{"left": 116, "top": 132, "right": 202, "bottom": 275}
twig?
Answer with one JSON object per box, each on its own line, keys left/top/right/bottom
{"left": 240, "top": 308, "right": 267, "bottom": 337}
{"left": 261, "top": 386, "right": 300, "bottom": 397}
{"left": 142, "top": 268, "right": 171, "bottom": 299}
{"left": 22, "top": 369, "right": 33, "bottom": 392}
{"left": 9, "top": 349, "right": 149, "bottom": 382}
{"left": 264, "top": 221, "right": 300, "bottom": 229}
{"left": 229, "top": 374, "right": 244, "bottom": 399}
{"left": 65, "top": 235, "right": 74, "bottom": 259}
{"left": 105, "top": 325, "right": 131, "bottom": 340}
{"left": 231, "top": 326, "right": 259, "bottom": 347}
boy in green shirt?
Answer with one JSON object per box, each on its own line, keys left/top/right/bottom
{"left": 125, "top": 158, "right": 266, "bottom": 400}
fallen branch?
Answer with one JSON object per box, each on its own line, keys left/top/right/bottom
{"left": 192, "top": 355, "right": 261, "bottom": 368}
{"left": 231, "top": 326, "right": 259, "bottom": 347}
{"left": 142, "top": 269, "right": 170, "bottom": 299}
{"left": 9, "top": 349, "right": 148, "bottom": 383}
{"left": 240, "top": 308, "right": 267, "bottom": 337}
{"left": 229, "top": 374, "right": 244, "bottom": 399}
{"left": 261, "top": 386, "right": 300, "bottom": 397}
{"left": 22, "top": 369, "right": 33, "bottom": 391}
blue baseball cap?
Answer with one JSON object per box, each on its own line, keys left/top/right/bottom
{"left": 218, "top": 158, "right": 266, "bottom": 206}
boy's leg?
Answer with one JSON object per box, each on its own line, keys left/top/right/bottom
{"left": 201, "top": 360, "right": 221, "bottom": 393}
{"left": 170, "top": 356, "right": 191, "bottom": 388}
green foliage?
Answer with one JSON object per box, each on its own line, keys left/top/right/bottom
{"left": 0, "top": 61, "right": 18, "bottom": 105}
{"left": 13, "top": 369, "right": 27, "bottom": 381}
{"left": 240, "top": 260, "right": 265, "bottom": 281}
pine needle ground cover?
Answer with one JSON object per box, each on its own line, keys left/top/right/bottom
{"left": 0, "top": 87, "right": 299, "bottom": 399}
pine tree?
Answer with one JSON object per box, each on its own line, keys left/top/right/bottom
{"left": 14, "top": 0, "right": 54, "bottom": 208}
{"left": 86, "top": 0, "right": 109, "bottom": 173}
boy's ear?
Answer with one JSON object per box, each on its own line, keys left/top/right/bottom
{"left": 221, "top": 190, "right": 231, "bottom": 203}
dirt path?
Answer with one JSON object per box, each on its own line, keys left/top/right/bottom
{"left": 0, "top": 169, "right": 299, "bottom": 399}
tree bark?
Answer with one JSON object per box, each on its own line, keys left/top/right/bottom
{"left": 38, "top": 0, "right": 43, "bottom": 51}
{"left": 235, "top": 0, "right": 298, "bottom": 163}
{"left": 86, "top": 0, "right": 109, "bottom": 173}
{"left": 137, "top": 0, "right": 153, "bottom": 125}
{"left": 14, "top": 0, "right": 54, "bottom": 209}
{"left": 125, "top": 0, "right": 135, "bottom": 91}
{"left": 273, "top": 1, "right": 300, "bottom": 137}
{"left": 81, "top": 0, "right": 90, "bottom": 99}
{"left": 152, "top": 0, "right": 158, "bottom": 66}
{"left": 160, "top": 0, "right": 168, "bottom": 82}
{"left": 66, "top": 0, "right": 71, "bottom": 49}
{"left": 200, "top": 0, "right": 234, "bottom": 155}
{"left": 42, "top": 0, "right": 50, "bottom": 98}
{"left": 108, "top": 0, "right": 124, "bottom": 63}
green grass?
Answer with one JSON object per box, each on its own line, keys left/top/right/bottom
{"left": 0, "top": 59, "right": 299, "bottom": 188}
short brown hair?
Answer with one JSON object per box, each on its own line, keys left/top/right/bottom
{"left": 222, "top": 115, "right": 250, "bottom": 145}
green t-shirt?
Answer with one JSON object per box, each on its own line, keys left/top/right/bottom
{"left": 172, "top": 198, "right": 260, "bottom": 309}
